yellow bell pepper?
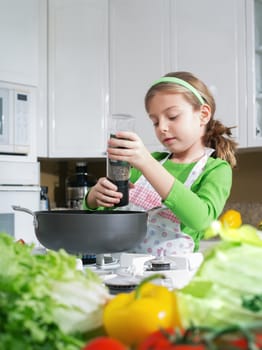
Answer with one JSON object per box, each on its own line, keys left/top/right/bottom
{"left": 103, "top": 274, "right": 181, "bottom": 346}
{"left": 219, "top": 209, "right": 242, "bottom": 229}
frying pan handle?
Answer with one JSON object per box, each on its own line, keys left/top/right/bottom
{"left": 12, "top": 205, "right": 39, "bottom": 229}
{"left": 12, "top": 205, "right": 34, "bottom": 216}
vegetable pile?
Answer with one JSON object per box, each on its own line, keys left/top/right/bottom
{"left": 94, "top": 210, "right": 262, "bottom": 349}
{"left": 0, "top": 232, "right": 110, "bottom": 350}
{"left": 2, "top": 208, "right": 262, "bottom": 350}
{"left": 177, "top": 211, "right": 262, "bottom": 329}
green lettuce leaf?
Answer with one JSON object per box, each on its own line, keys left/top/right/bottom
{"left": 177, "top": 241, "right": 262, "bottom": 328}
{"left": 0, "top": 232, "right": 110, "bottom": 350}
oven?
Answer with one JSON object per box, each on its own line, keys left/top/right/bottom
{"left": 0, "top": 161, "right": 40, "bottom": 244}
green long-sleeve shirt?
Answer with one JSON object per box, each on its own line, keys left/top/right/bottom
{"left": 130, "top": 152, "right": 232, "bottom": 248}
{"left": 83, "top": 152, "right": 232, "bottom": 249}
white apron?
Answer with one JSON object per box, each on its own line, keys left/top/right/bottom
{"left": 125, "top": 148, "right": 214, "bottom": 256}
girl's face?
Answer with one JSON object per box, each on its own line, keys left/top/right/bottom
{"left": 147, "top": 92, "right": 209, "bottom": 155}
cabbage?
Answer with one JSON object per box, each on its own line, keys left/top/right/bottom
{"left": 177, "top": 240, "right": 262, "bottom": 328}
{"left": 0, "top": 233, "right": 110, "bottom": 350}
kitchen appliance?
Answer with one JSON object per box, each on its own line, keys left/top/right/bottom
{"left": 0, "top": 161, "right": 40, "bottom": 244}
{"left": 83, "top": 252, "right": 204, "bottom": 293}
{"left": 65, "top": 162, "right": 97, "bottom": 209}
{"left": 0, "top": 81, "right": 35, "bottom": 156}
{"left": 12, "top": 207, "right": 148, "bottom": 254}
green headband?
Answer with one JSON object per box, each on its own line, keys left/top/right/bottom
{"left": 151, "top": 76, "right": 205, "bottom": 105}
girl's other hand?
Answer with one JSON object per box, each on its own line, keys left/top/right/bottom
{"left": 87, "top": 177, "right": 123, "bottom": 208}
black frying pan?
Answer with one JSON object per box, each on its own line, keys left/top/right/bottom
{"left": 12, "top": 206, "right": 148, "bottom": 254}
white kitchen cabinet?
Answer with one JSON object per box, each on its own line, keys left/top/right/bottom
{"left": 37, "top": 0, "right": 48, "bottom": 158}
{"left": 170, "top": 0, "right": 247, "bottom": 148}
{"left": 246, "top": 0, "right": 262, "bottom": 147}
{"left": 0, "top": 0, "right": 40, "bottom": 86}
{"left": 109, "top": 0, "right": 170, "bottom": 151}
{"left": 46, "top": 0, "right": 109, "bottom": 158}
{"left": 109, "top": 0, "right": 249, "bottom": 150}
{"left": 40, "top": 0, "right": 259, "bottom": 157}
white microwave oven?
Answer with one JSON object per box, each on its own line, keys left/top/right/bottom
{"left": 0, "top": 82, "right": 34, "bottom": 155}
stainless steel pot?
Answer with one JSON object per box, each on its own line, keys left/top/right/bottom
{"left": 12, "top": 206, "right": 148, "bottom": 254}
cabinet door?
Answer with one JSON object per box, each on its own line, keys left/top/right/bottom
{"left": 109, "top": 0, "right": 170, "bottom": 151}
{"left": 170, "top": 0, "right": 247, "bottom": 148}
{"left": 48, "top": 0, "right": 109, "bottom": 157}
{"left": 0, "top": 0, "right": 39, "bottom": 86}
{"left": 246, "top": 0, "right": 262, "bottom": 147}
{"left": 37, "top": 0, "right": 48, "bottom": 157}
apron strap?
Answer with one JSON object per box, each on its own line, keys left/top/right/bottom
{"left": 183, "top": 147, "right": 214, "bottom": 188}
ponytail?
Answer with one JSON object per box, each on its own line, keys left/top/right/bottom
{"left": 203, "top": 119, "right": 237, "bottom": 168}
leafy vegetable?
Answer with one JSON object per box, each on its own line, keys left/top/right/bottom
{"left": 177, "top": 240, "right": 262, "bottom": 329}
{"left": 0, "top": 232, "right": 110, "bottom": 350}
{"left": 204, "top": 219, "right": 262, "bottom": 246}
{"left": 242, "top": 294, "right": 262, "bottom": 313}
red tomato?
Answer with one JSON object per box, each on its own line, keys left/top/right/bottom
{"left": 137, "top": 329, "right": 206, "bottom": 350}
{"left": 170, "top": 347, "right": 205, "bottom": 350}
{"left": 16, "top": 238, "right": 25, "bottom": 244}
{"left": 82, "top": 336, "right": 127, "bottom": 350}
{"left": 137, "top": 328, "right": 173, "bottom": 349}
{"left": 254, "top": 333, "right": 262, "bottom": 348}
{"left": 223, "top": 332, "right": 262, "bottom": 349}
{"left": 138, "top": 327, "right": 262, "bottom": 350}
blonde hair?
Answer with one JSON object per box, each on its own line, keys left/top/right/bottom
{"left": 145, "top": 71, "right": 237, "bottom": 168}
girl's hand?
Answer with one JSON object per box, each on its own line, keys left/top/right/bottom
{"left": 107, "top": 131, "right": 151, "bottom": 170}
{"left": 87, "top": 177, "right": 123, "bottom": 208}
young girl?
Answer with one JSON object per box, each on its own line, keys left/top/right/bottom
{"left": 84, "top": 71, "right": 237, "bottom": 255}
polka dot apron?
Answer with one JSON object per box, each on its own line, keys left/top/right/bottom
{"left": 125, "top": 148, "right": 214, "bottom": 256}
